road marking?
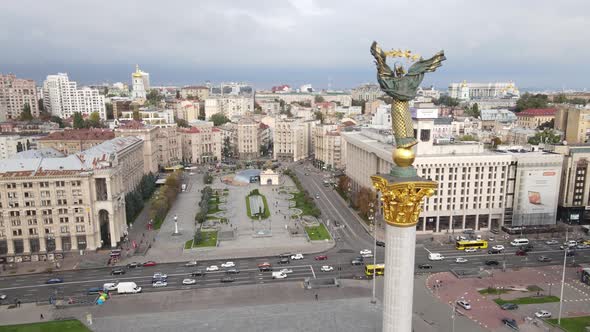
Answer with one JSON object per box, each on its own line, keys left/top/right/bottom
{"left": 424, "top": 247, "right": 432, "bottom": 254}
{"left": 309, "top": 265, "right": 316, "bottom": 279}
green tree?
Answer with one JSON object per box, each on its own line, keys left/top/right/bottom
{"left": 222, "top": 136, "right": 233, "bottom": 158}
{"left": 538, "top": 119, "right": 554, "bottom": 130}
{"left": 314, "top": 95, "right": 325, "bottom": 103}
{"left": 38, "top": 98, "right": 44, "bottom": 112}
{"left": 515, "top": 93, "right": 549, "bottom": 112}
{"left": 50, "top": 116, "right": 64, "bottom": 128}
{"left": 210, "top": 113, "right": 230, "bottom": 126}
{"left": 175, "top": 118, "right": 189, "bottom": 128}
{"left": 105, "top": 102, "right": 114, "bottom": 120}
{"left": 459, "top": 134, "right": 478, "bottom": 141}
{"left": 73, "top": 112, "right": 85, "bottom": 129}
{"left": 465, "top": 103, "right": 480, "bottom": 118}
{"left": 146, "top": 89, "right": 163, "bottom": 106}
{"left": 491, "top": 137, "right": 502, "bottom": 148}
{"left": 176, "top": 90, "right": 181, "bottom": 99}
{"left": 553, "top": 94, "right": 568, "bottom": 104}
{"left": 433, "top": 95, "right": 460, "bottom": 107}
{"left": 19, "top": 103, "right": 33, "bottom": 121}
{"left": 86, "top": 112, "right": 101, "bottom": 128}
{"left": 198, "top": 107, "right": 206, "bottom": 120}
{"left": 254, "top": 102, "right": 263, "bottom": 114}
{"left": 314, "top": 111, "right": 324, "bottom": 123}
{"left": 132, "top": 110, "right": 140, "bottom": 121}
{"left": 528, "top": 129, "right": 561, "bottom": 145}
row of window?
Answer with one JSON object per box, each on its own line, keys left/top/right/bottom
{"left": 6, "top": 181, "right": 82, "bottom": 189}
{"left": 7, "top": 216, "right": 85, "bottom": 226}
{"left": 3, "top": 225, "right": 86, "bottom": 237}
{"left": 3, "top": 198, "right": 83, "bottom": 208}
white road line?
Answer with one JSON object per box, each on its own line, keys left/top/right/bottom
{"left": 309, "top": 265, "right": 316, "bottom": 279}
{"left": 424, "top": 247, "right": 432, "bottom": 254}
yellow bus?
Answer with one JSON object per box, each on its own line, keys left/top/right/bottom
{"left": 455, "top": 239, "right": 488, "bottom": 250}
{"left": 164, "top": 164, "right": 184, "bottom": 172}
{"left": 365, "top": 264, "right": 385, "bottom": 277}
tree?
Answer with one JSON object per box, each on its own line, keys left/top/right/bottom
{"left": 528, "top": 129, "right": 561, "bottom": 145}
{"left": 491, "top": 137, "right": 502, "bottom": 148}
{"left": 553, "top": 93, "right": 568, "bottom": 104}
{"left": 105, "top": 102, "right": 114, "bottom": 120}
{"left": 19, "top": 103, "right": 33, "bottom": 121}
{"left": 515, "top": 93, "right": 548, "bottom": 112}
{"left": 87, "top": 112, "right": 101, "bottom": 128}
{"left": 175, "top": 118, "right": 189, "bottom": 128}
{"left": 210, "top": 113, "right": 230, "bottom": 126}
{"left": 73, "top": 112, "right": 85, "bottom": 129}
{"left": 50, "top": 116, "right": 64, "bottom": 128}
{"left": 198, "top": 107, "right": 206, "bottom": 120}
{"left": 314, "top": 111, "right": 324, "bottom": 123}
{"left": 132, "top": 110, "right": 140, "bottom": 121}
{"left": 222, "top": 136, "right": 233, "bottom": 158}
{"left": 314, "top": 95, "right": 325, "bottom": 103}
{"left": 464, "top": 103, "right": 480, "bottom": 118}
{"left": 433, "top": 95, "right": 460, "bottom": 107}
{"left": 146, "top": 89, "right": 163, "bottom": 106}
{"left": 459, "top": 134, "right": 478, "bottom": 141}
{"left": 254, "top": 102, "right": 263, "bottom": 114}
{"left": 176, "top": 90, "right": 181, "bottom": 99}
{"left": 38, "top": 98, "right": 44, "bottom": 112}
{"left": 538, "top": 118, "right": 554, "bottom": 130}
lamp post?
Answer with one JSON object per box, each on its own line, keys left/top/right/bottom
{"left": 452, "top": 292, "right": 468, "bottom": 332}
{"left": 369, "top": 203, "right": 377, "bottom": 304}
{"left": 558, "top": 227, "right": 569, "bottom": 325}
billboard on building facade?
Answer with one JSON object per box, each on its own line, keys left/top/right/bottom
{"left": 520, "top": 170, "right": 559, "bottom": 215}
{"left": 411, "top": 108, "right": 439, "bottom": 119}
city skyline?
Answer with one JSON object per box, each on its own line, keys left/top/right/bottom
{"left": 1, "top": 0, "right": 589, "bottom": 90}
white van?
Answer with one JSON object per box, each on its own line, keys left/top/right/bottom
{"left": 272, "top": 272, "right": 287, "bottom": 279}
{"left": 510, "top": 238, "right": 529, "bottom": 246}
{"left": 428, "top": 253, "right": 444, "bottom": 261}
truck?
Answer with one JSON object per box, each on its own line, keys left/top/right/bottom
{"left": 272, "top": 272, "right": 287, "bottom": 279}
{"left": 116, "top": 282, "right": 142, "bottom": 294}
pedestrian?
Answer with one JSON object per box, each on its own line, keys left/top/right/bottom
{"left": 315, "top": 293, "right": 318, "bottom": 301}
{"left": 17, "top": 300, "right": 21, "bottom": 307}
{"left": 40, "top": 314, "right": 44, "bottom": 320}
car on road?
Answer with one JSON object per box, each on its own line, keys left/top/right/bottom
{"left": 291, "top": 253, "right": 304, "bottom": 260}
{"left": 567, "top": 249, "right": 576, "bottom": 257}
{"left": 191, "top": 270, "right": 205, "bottom": 277}
{"left": 545, "top": 239, "right": 559, "bottom": 245}
{"left": 515, "top": 249, "right": 528, "bottom": 256}
{"left": 351, "top": 258, "right": 364, "bottom": 266}
{"left": 455, "top": 257, "right": 468, "bottom": 263}
{"left": 206, "top": 265, "right": 219, "bottom": 272}
{"left": 315, "top": 194, "right": 320, "bottom": 199}
{"left": 46, "top": 277, "right": 64, "bottom": 284}
{"left": 182, "top": 278, "right": 197, "bottom": 285}
{"left": 185, "top": 260, "right": 198, "bottom": 267}
{"left": 87, "top": 287, "right": 103, "bottom": 295}
{"left": 0, "top": 294, "right": 6, "bottom": 301}
{"left": 278, "top": 253, "right": 292, "bottom": 259}
{"left": 221, "top": 277, "right": 236, "bottom": 283}
{"left": 152, "top": 273, "right": 168, "bottom": 280}
{"left": 103, "top": 283, "right": 118, "bottom": 291}
{"left": 492, "top": 245, "right": 505, "bottom": 251}
{"left": 321, "top": 266, "right": 334, "bottom": 272}
{"left": 577, "top": 243, "right": 590, "bottom": 249}
{"left": 226, "top": 268, "right": 240, "bottom": 274}
{"left": 279, "top": 268, "right": 293, "bottom": 274}
{"left": 376, "top": 241, "right": 385, "bottom": 247}
{"left": 360, "top": 249, "right": 372, "bottom": 255}
{"left": 152, "top": 281, "right": 167, "bottom": 288}
{"left": 257, "top": 262, "right": 272, "bottom": 268}
{"left": 304, "top": 173, "right": 309, "bottom": 176}
{"left": 464, "top": 248, "right": 477, "bottom": 253}
{"left": 259, "top": 266, "right": 273, "bottom": 272}
{"left": 221, "top": 261, "right": 235, "bottom": 268}
{"left": 361, "top": 252, "right": 374, "bottom": 258}
{"left": 538, "top": 256, "right": 552, "bottom": 262}
{"left": 485, "top": 260, "right": 499, "bottom": 266}
{"left": 314, "top": 255, "right": 328, "bottom": 260}
{"left": 428, "top": 253, "right": 444, "bottom": 261}
{"left": 456, "top": 300, "right": 471, "bottom": 310}
{"left": 278, "top": 258, "right": 290, "bottom": 265}
{"left": 502, "top": 318, "right": 518, "bottom": 330}
{"left": 111, "top": 268, "right": 126, "bottom": 275}
{"left": 143, "top": 261, "right": 157, "bottom": 267}
{"left": 418, "top": 264, "right": 433, "bottom": 269}
{"left": 500, "top": 303, "right": 518, "bottom": 310}
{"left": 534, "top": 310, "right": 552, "bottom": 318}
{"left": 488, "top": 248, "right": 502, "bottom": 254}
{"left": 127, "top": 262, "right": 140, "bottom": 268}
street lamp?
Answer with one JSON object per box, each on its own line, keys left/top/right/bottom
{"left": 369, "top": 203, "right": 377, "bottom": 305}
{"left": 451, "top": 292, "right": 468, "bottom": 332}
{"left": 558, "top": 227, "right": 569, "bottom": 325}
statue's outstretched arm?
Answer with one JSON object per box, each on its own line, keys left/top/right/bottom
{"left": 406, "top": 51, "right": 446, "bottom": 76}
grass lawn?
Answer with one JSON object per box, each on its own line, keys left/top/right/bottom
{"left": 305, "top": 224, "right": 331, "bottom": 241}
{"left": 0, "top": 320, "right": 91, "bottom": 332}
{"left": 245, "top": 194, "right": 270, "bottom": 220}
{"left": 208, "top": 204, "right": 221, "bottom": 214}
{"left": 291, "top": 191, "right": 317, "bottom": 216}
{"left": 547, "top": 316, "right": 590, "bottom": 332}
{"left": 186, "top": 231, "right": 218, "bottom": 248}
{"left": 494, "top": 296, "right": 560, "bottom": 305}
{"left": 478, "top": 287, "right": 512, "bottom": 295}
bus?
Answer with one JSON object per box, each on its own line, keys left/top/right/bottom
{"left": 455, "top": 239, "right": 488, "bottom": 250}
{"left": 164, "top": 164, "right": 184, "bottom": 172}
{"left": 365, "top": 264, "right": 385, "bottom": 277}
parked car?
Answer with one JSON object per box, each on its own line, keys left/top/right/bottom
{"left": 221, "top": 277, "right": 236, "bottom": 283}
{"left": 485, "top": 260, "right": 499, "bottom": 266}
{"left": 455, "top": 257, "right": 468, "bottom": 263}
{"left": 46, "top": 278, "right": 64, "bottom": 284}
{"left": 111, "top": 268, "right": 126, "bottom": 275}
{"left": 143, "top": 261, "right": 157, "bottom": 267}
{"left": 314, "top": 255, "right": 328, "bottom": 260}
{"left": 191, "top": 270, "right": 204, "bottom": 277}
{"left": 456, "top": 300, "right": 471, "bottom": 310}
{"left": 500, "top": 303, "right": 518, "bottom": 310}
{"left": 185, "top": 260, "right": 198, "bottom": 267}
{"left": 418, "top": 264, "right": 433, "bottom": 269}
{"left": 152, "top": 281, "right": 167, "bottom": 288}
{"left": 221, "top": 262, "right": 235, "bottom": 268}
{"left": 182, "top": 279, "right": 197, "bottom": 285}
{"left": 534, "top": 310, "right": 552, "bottom": 318}
{"left": 538, "top": 256, "right": 552, "bottom": 262}
{"left": 291, "top": 254, "right": 304, "bottom": 260}
{"left": 376, "top": 241, "right": 385, "bottom": 247}
{"left": 127, "top": 262, "right": 140, "bottom": 268}
{"left": 225, "top": 268, "right": 240, "bottom": 274}
{"left": 206, "top": 265, "right": 219, "bottom": 272}
{"left": 502, "top": 318, "right": 518, "bottom": 330}
{"left": 320, "top": 266, "right": 334, "bottom": 272}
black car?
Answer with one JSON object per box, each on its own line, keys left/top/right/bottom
{"left": 191, "top": 270, "right": 204, "bottom": 277}
{"left": 418, "top": 264, "right": 433, "bottom": 269}
{"left": 278, "top": 258, "right": 290, "bottom": 265}
{"left": 523, "top": 244, "right": 534, "bottom": 252}
{"left": 502, "top": 318, "right": 518, "bottom": 330}
{"left": 127, "top": 262, "right": 140, "bottom": 268}
{"left": 278, "top": 253, "right": 291, "bottom": 259}
{"left": 488, "top": 249, "right": 502, "bottom": 254}
{"left": 351, "top": 259, "right": 363, "bottom": 266}
{"left": 485, "top": 260, "right": 499, "bottom": 266}
{"left": 501, "top": 303, "right": 518, "bottom": 310}
{"left": 225, "top": 268, "right": 240, "bottom": 274}
{"left": 259, "top": 266, "right": 273, "bottom": 272}
{"left": 567, "top": 249, "right": 576, "bottom": 257}
{"left": 376, "top": 241, "right": 385, "bottom": 247}
{"left": 111, "top": 268, "right": 126, "bottom": 275}
{"left": 221, "top": 277, "right": 236, "bottom": 283}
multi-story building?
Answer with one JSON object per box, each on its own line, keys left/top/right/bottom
{"left": 131, "top": 65, "right": 150, "bottom": 99}
{"left": 313, "top": 125, "right": 343, "bottom": 170}
{"left": 505, "top": 127, "right": 537, "bottom": 146}
{"left": 204, "top": 96, "right": 254, "bottom": 119}
{"left": 351, "top": 84, "right": 383, "bottom": 102}
{"left": 273, "top": 119, "right": 318, "bottom": 162}
{"left": 115, "top": 121, "right": 159, "bottom": 174}
{"left": 37, "top": 129, "right": 115, "bottom": 155}
{"left": 480, "top": 109, "right": 517, "bottom": 131}
{"left": 0, "top": 136, "right": 143, "bottom": 262}
{"left": 516, "top": 108, "right": 557, "bottom": 129}
{"left": 554, "top": 107, "right": 590, "bottom": 144}
{"left": 550, "top": 144, "right": 590, "bottom": 224}
{"left": 179, "top": 122, "right": 222, "bottom": 164}
{"left": 0, "top": 121, "right": 59, "bottom": 135}
{"left": 0, "top": 74, "right": 39, "bottom": 121}
{"left": 43, "top": 73, "right": 106, "bottom": 120}
{"left": 156, "top": 126, "right": 182, "bottom": 167}
{"left": 448, "top": 81, "right": 520, "bottom": 101}
{"left": 0, "top": 136, "right": 33, "bottom": 159}
{"left": 120, "top": 109, "right": 175, "bottom": 125}
{"left": 236, "top": 118, "right": 260, "bottom": 160}
{"left": 175, "top": 100, "right": 201, "bottom": 122}
{"left": 180, "top": 86, "right": 209, "bottom": 100}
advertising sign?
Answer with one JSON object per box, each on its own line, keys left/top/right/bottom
{"left": 411, "top": 108, "right": 439, "bottom": 119}
{"left": 521, "top": 170, "right": 559, "bottom": 215}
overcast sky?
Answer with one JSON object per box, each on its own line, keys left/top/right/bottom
{"left": 1, "top": 0, "right": 589, "bottom": 90}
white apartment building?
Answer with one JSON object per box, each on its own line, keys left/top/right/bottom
{"left": 255, "top": 93, "right": 352, "bottom": 107}
{"left": 351, "top": 84, "right": 383, "bottom": 102}
{"left": 204, "top": 96, "right": 254, "bottom": 119}
{"left": 0, "top": 137, "right": 144, "bottom": 262}
{"left": 175, "top": 100, "right": 201, "bottom": 122}
{"left": 115, "top": 121, "right": 160, "bottom": 174}
{"left": 0, "top": 74, "right": 39, "bottom": 121}
{"left": 257, "top": 100, "right": 281, "bottom": 115}
{"left": 119, "top": 109, "right": 175, "bottom": 125}
{"left": 180, "top": 86, "right": 209, "bottom": 100}
{"left": 0, "top": 136, "right": 33, "bottom": 159}
{"left": 131, "top": 65, "right": 150, "bottom": 99}
{"left": 273, "top": 119, "right": 318, "bottom": 162}
{"left": 448, "top": 81, "right": 520, "bottom": 101}
{"left": 236, "top": 118, "right": 260, "bottom": 160}
{"left": 43, "top": 73, "right": 106, "bottom": 120}
{"left": 313, "top": 125, "right": 343, "bottom": 170}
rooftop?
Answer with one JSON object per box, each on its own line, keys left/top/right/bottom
{"left": 517, "top": 108, "right": 557, "bottom": 117}
{"left": 39, "top": 128, "right": 115, "bottom": 141}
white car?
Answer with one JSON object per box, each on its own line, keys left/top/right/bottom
{"left": 185, "top": 260, "right": 198, "bottom": 267}
{"left": 492, "top": 245, "right": 505, "bottom": 251}
{"left": 455, "top": 257, "right": 468, "bottom": 263}
{"left": 279, "top": 268, "right": 293, "bottom": 274}
{"left": 545, "top": 239, "right": 559, "bottom": 245}
{"left": 206, "top": 265, "right": 219, "bottom": 272}
{"left": 103, "top": 283, "right": 118, "bottom": 291}
{"left": 360, "top": 249, "right": 372, "bottom": 256}
{"left": 361, "top": 252, "right": 374, "bottom": 258}
{"left": 320, "top": 265, "right": 334, "bottom": 272}
{"left": 291, "top": 253, "right": 304, "bottom": 260}
{"left": 182, "top": 278, "right": 197, "bottom": 285}
{"left": 456, "top": 300, "right": 471, "bottom": 310}
{"left": 0, "top": 294, "right": 6, "bottom": 300}
{"left": 221, "top": 261, "right": 235, "bottom": 268}
{"left": 152, "top": 273, "right": 168, "bottom": 279}
{"left": 534, "top": 310, "right": 552, "bottom": 318}
{"left": 464, "top": 248, "right": 477, "bottom": 253}
{"left": 152, "top": 281, "right": 167, "bottom": 288}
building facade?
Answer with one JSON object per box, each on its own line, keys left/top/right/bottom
{"left": 180, "top": 86, "right": 209, "bottom": 100}
{"left": 43, "top": 73, "right": 106, "bottom": 120}
{"left": 131, "top": 65, "right": 150, "bottom": 100}
{"left": 0, "top": 136, "right": 33, "bottom": 159}
{"left": 0, "top": 137, "right": 144, "bottom": 262}
{"left": 313, "top": 125, "right": 343, "bottom": 170}
{"left": 273, "top": 119, "right": 317, "bottom": 162}
{"left": 555, "top": 107, "right": 590, "bottom": 144}
{"left": 236, "top": 118, "right": 260, "bottom": 160}
{"left": 175, "top": 100, "right": 201, "bottom": 122}
{"left": 0, "top": 74, "right": 39, "bottom": 121}
{"left": 448, "top": 81, "right": 520, "bottom": 101}
{"left": 515, "top": 108, "right": 556, "bottom": 129}
{"left": 156, "top": 126, "right": 182, "bottom": 168}
{"left": 351, "top": 84, "right": 383, "bottom": 102}
{"left": 550, "top": 144, "right": 590, "bottom": 224}
{"left": 37, "top": 129, "right": 115, "bottom": 155}
{"left": 179, "top": 123, "right": 222, "bottom": 164}
{"left": 204, "top": 96, "right": 254, "bottom": 119}
{"left": 114, "top": 121, "right": 160, "bottom": 174}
